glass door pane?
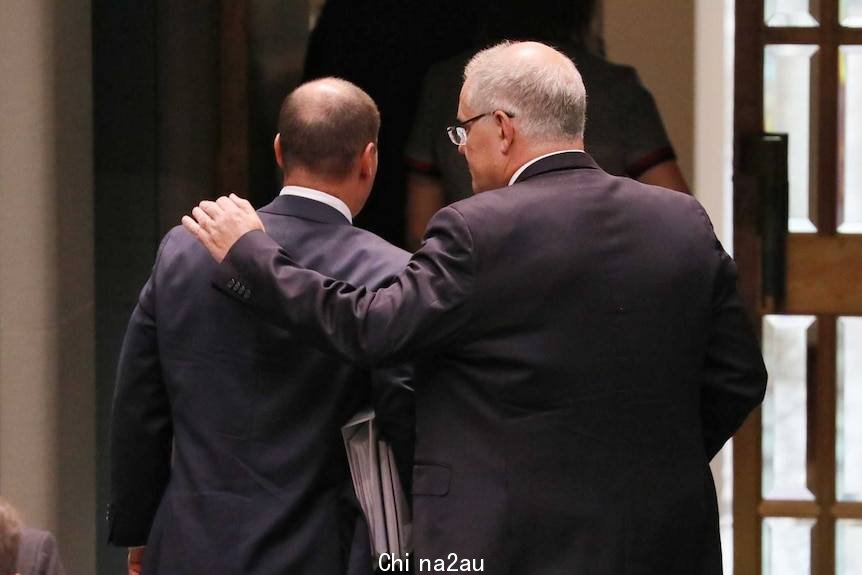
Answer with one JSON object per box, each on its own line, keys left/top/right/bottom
{"left": 762, "top": 315, "right": 817, "bottom": 500}
{"left": 763, "top": 517, "right": 815, "bottom": 575}
{"left": 837, "top": 520, "right": 862, "bottom": 575}
{"left": 765, "top": 0, "right": 819, "bottom": 26}
{"left": 838, "top": 47, "right": 862, "bottom": 233}
{"left": 837, "top": 317, "right": 862, "bottom": 501}
{"left": 840, "top": 0, "right": 862, "bottom": 27}
{"left": 764, "top": 45, "right": 820, "bottom": 232}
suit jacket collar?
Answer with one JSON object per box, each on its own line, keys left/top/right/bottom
{"left": 259, "top": 194, "right": 351, "bottom": 225}
{"left": 513, "top": 151, "right": 600, "bottom": 184}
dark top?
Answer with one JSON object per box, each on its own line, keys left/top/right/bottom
{"left": 108, "top": 195, "right": 413, "bottom": 575}
{"left": 219, "top": 152, "right": 766, "bottom": 574}
{"left": 406, "top": 46, "right": 676, "bottom": 204}
{"left": 303, "top": 0, "right": 477, "bottom": 245}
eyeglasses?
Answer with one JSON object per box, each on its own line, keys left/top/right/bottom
{"left": 445, "top": 111, "right": 514, "bottom": 146}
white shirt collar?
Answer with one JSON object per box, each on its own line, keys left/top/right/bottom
{"left": 508, "top": 149, "right": 585, "bottom": 186}
{"left": 279, "top": 185, "right": 353, "bottom": 223}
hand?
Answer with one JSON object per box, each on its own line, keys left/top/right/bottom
{"left": 128, "top": 546, "right": 145, "bottom": 575}
{"left": 182, "top": 194, "right": 265, "bottom": 262}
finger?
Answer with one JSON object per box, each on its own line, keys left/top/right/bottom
{"left": 198, "top": 200, "right": 224, "bottom": 219}
{"left": 192, "top": 206, "right": 213, "bottom": 229}
{"left": 228, "top": 194, "right": 264, "bottom": 231}
{"left": 184, "top": 216, "right": 220, "bottom": 260}
{"left": 216, "top": 195, "right": 236, "bottom": 212}
{"left": 229, "top": 193, "right": 255, "bottom": 213}
{"left": 182, "top": 215, "right": 204, "bottom": 237}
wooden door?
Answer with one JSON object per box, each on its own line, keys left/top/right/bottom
{"left": 734, "top": 1, "right": 862, "bottom": 574}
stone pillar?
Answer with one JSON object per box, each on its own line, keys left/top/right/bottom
{"left": 0, "top": 1, "right": 96, "bottom": 573}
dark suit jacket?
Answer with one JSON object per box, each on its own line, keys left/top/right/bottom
{"left": 109, "top": 195, "right": 413, "bottom": 575}
{"left": 219, "top": 153, "right": 768, "bottom": 575}
{"left": 16, "top": 528, "right": 66, "bottom": 575}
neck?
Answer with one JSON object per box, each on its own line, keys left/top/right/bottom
{"left": 503, "top": 138, "right": 584, "bottom": 184}
{"left": 283, "top": 173, "right": 358, "bottom": 216}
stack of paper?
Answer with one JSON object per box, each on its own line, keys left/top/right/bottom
{"left": 342, "top": 409, "right": 412, "bottom": 560}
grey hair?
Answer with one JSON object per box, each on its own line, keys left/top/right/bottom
{"left": 0, "top": 498, "right": 21, "bottom": 575}
{"left": 463, "top": 41, "right": 586, "bottom": 142}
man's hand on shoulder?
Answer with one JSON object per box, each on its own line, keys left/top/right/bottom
{"left": 182, "top": 194, "right": 265, "bottom": 262}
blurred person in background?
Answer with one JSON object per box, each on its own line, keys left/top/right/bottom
{"left": 0, "top": 498, "right": 65, "bottom": 575}
{"left": 303, "top": 0, "right": 479, "bottom": 247}
{"left": 404, "top": 0, "right": 689, "bottom": 248}
{"left": 0, "top": 498, "right": 19, "bottom": 575}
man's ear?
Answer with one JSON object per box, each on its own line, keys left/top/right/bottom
{"left": 495, "top": 111, "right": 515, "bottom": 154}
{"left": 273, "top": 133, "right": 284, "bottom": 169}
{"left": 359, "top": 141, "right": 378, "bottom": 179}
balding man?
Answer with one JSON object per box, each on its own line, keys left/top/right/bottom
{"left": 186, "top": 42, "right": 766, "bottom": 574}
{"left": 109, "top": 78, "right": 413, "bottom": 575}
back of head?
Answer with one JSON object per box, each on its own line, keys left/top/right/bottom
{"left": 278, "top": 78, "right": 380, "bottom": 180}
{"left": 0, "top": 498, "right": 21, "bottom": 575}
{"left": 463, "top": 41, "right": 587, "bottom": 144}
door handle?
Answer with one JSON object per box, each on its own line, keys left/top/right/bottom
{"left": 741, "top": 133, "right": 789, "bottom": 311}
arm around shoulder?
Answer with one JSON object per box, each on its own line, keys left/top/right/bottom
{"left": 217, "top": 205, "right": 478, "bottom": 366}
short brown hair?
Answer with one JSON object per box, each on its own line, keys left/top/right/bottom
{"left": 0, "top": 498, "right": 22, "bottom": 575}
{"left": 278, "top": 77, "right": 380, "bottom": 179}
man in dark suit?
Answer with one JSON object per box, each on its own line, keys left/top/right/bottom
{"left": 109, "top": 78, "right": 413, "bottom": 575}
{"left": 184, "top": 42, "right": 767, "bottom": 574}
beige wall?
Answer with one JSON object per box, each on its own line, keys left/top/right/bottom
{"left": 602, "top": 0, "right": 696, "bottom": 186}
{"left": 0, "top": 0, "right": 95, "bottom": 573}
{"left": 602, "top": 0, "right": 736, "bottom": 242}
{"left": 694, "top": 0, "right": 735, "bottom": 247}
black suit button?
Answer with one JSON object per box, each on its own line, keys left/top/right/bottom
{"left": 243, "top": 289, "right": 251, "bottom": 299}
{"left": 227, "top": 278, "right": 236, "bottom": 289}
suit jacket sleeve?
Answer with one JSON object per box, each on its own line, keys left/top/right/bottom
{"left": 371, "top": 364, "right": 416, "bottom": 492}
{"left": 700, "top": 235, "right": 768, "bottom": 460}
{"left": 218, "top": 205, "right": 476, "bottom": 366}
{"left": 108, "top": 235, "right": 174, "bottom": 546}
